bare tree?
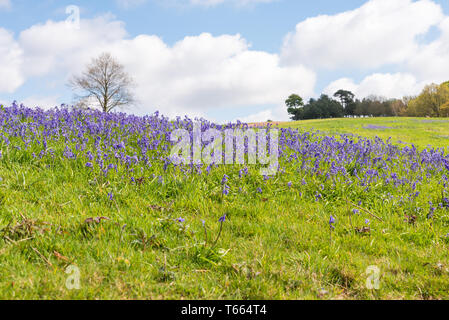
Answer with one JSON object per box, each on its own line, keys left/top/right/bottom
{"left": 69, "top": 52, "right": 134, "bottom": 113}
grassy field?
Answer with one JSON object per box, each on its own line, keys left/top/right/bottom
{"left": 280, "top": 117, "right": 449, "bottom": 150}
{"left": 1, "top": 112, "right": 449, "bottom": 300}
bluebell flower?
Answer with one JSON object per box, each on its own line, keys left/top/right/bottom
{"left": 443, "top": 159, "right": 449, "bottom": 171}
{"left": 221, "top": 174, "right": 229, "bottom": 185}
{"left": 329, "top": 215, "right": 336, "bottom": 230}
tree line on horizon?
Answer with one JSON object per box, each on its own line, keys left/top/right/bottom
{"left": 286, "top": 81, "right": 449, "bottom": 120}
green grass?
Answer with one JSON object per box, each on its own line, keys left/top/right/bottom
{"left": 280, "top": 117, "right": 449, "bottom": 150}
{"left": 1, "top": 117, "right": 449, "bottom": 300}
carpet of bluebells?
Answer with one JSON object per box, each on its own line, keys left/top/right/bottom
{"left": 2, "top": 103, "right": 449, "bottom": 214}
{"left": 1, "top": 102, "right": 449, "bottom": 299}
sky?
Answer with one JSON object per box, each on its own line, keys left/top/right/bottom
{"left": 0, "top": 0, "right": 448, "bottom": 122}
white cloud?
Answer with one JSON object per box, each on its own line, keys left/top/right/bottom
{"left": 110, "top": 32, "right": 315, "bottom": 117}
{"left": 323, "top": 78, "right": 358, "bottom": 97}
{"left": 0, "top": 0, "right": 10, "bottom": 9}
{"left": 18, "top": 15, "right": 127, "bottom": 77}
{"left": 235, "top": 104, "right": 290, "bottom": 123}
{"left": 324, "top": 73, "right": 427, "bottom": 99}
{"left": 0, "top": 28, "right": 24, "bottom": 93}
{"left": 235, "top": 109, "right": 274, "bottom": 123}
{"left": 19, "top": 95, "right": 60, "bottom": 110}
{"left": 3, "top": 15, "right": 315, "bottom": 118}
{"left": 281, "top": 0, "right": 444, "bottom": 70}
{"left": 406, "top": 16, "right": 449, "bottom": 83}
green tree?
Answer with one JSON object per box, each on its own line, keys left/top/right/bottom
{"left": 390, "top": 99, "right": 407, "bottom": 116}
{"left": 333, "top": 90, "right": 356, "bottom": 115}
{"left": 441, "top": 101, "right": 449, "bottom": 117}
{"left": 354, "top": 96, "right": 394, "bottom": 117}
{"left": 406, "top": 83, "right": 449, "bottom": 117}
{"left": 286, "top": 94, "right": 305, "bottom": 120}
{"left": 301, "top": 95, "right": 344, "bottom": 120}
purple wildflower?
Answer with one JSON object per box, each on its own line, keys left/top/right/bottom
{"left": 329, "top": 215, "right": 336, "bottom": 230}
{"left": 221, "top": 174, "right": 229, "bottom": 185}
{"left": 443, "top": 159, "right": 449, "bottom": 171}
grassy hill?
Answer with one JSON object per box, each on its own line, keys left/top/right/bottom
{"left": 1, "top": 108, "right": 449, "bottom": 300}
{"left": 280, "top": 117, "right": 449, "bottom": 150}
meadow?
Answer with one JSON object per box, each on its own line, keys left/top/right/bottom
{"left": 281, "top": 117, "right": 449, "bottom": 150}
{"left": 1, "top": 105, "right": 449, "bottom": 300}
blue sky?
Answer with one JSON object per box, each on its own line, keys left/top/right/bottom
{"left": 1, "top": 0, "right": 375, "bottom": 48}
{"left": 0, "top": 0, "right": 448, "bottom": 122}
